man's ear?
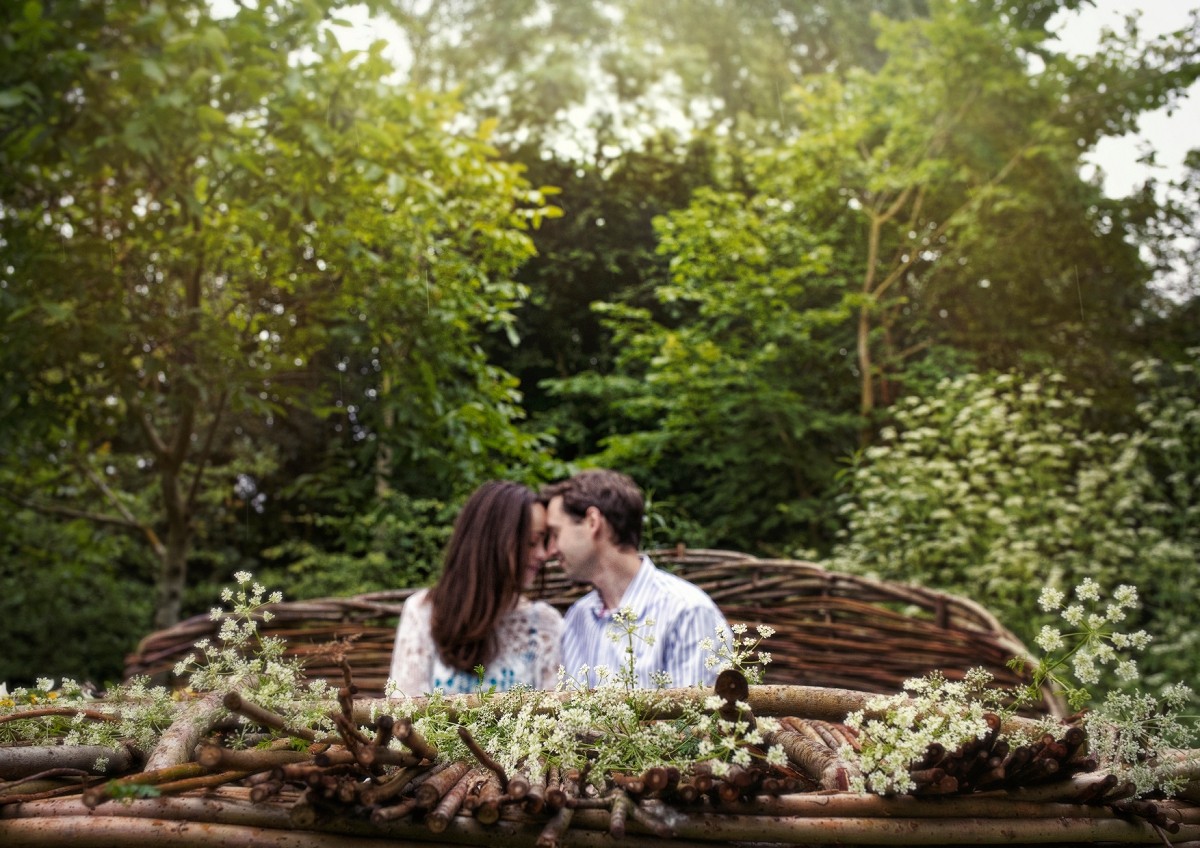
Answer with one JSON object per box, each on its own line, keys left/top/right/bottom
{"left": 584, "top": 505, "right": 606, "bottom": 540}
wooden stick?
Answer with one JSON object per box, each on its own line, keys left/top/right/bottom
{"left": 358, "top": 765, "right": 420, "bottom": 807}
{"left": 473, "top": 771, "right": 506, "bottom": 825}
{"left": 567, "top": 807, "right": 1200, "bottom": 845}
{"left": 0, "top": 745, "right": 136, "bottom": 781}
{"left": 0, "top": 777, "right": 108, "bottom": 805}
{"left": 426, "top": 768, "right": 479, "bottom": 833}
{"left": 609, "top": 790, "right": 632, "bottom": 838}
{"left": 458, "top": 724, "right": 508, "bottom": 789}
{"left": 537, "top": 804, "right": 574, "bottom": 848}
{"left": 0, "top": 816, "right": 399, "bottom": 847}
{"left": 358, "top": 686, "right": 1055, "bottom": 732}
{"left": 81, "top": 763, "right": 211, "bottom": 808}
{"left": 414, "top": 760, "right": 471, "bottom": 809}
{"left": 193, "top": 742, "right": 311, "bottom": 772}
{"left": 523, "top": 763, "right": 547, "bottom": 814}
{"left": 149, "top": 769, "right": 252, "bottom": 796}
{"left": 393, "top": 717, "right": 438, "bottom": 761}
{"left": 142, "top": 692, "right": 225, "bottom": 771}
{"left": 221, "top": 691, "right": 317, "bottom": 742}
{"left": 0, "top": 708, "right": 119, "bottom": 726}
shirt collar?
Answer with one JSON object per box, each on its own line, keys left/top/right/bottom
{"left": 589, "top": 555, "right": 654, "bottom": 620}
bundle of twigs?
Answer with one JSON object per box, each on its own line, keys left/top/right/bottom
{"left": 5, "top": 659, "right": 1200, "bottom": 847}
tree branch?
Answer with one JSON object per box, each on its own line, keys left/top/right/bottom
{"left": 80, "top": 464, "right": 167, "bottom": 558}
{"left": 184, "top": 389, "right": 227, "bottom": 515}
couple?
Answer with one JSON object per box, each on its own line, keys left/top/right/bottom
{"left": 387, "top": 469, "right": 731, "bottom": 697}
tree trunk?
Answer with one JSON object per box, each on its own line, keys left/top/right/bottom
{"left": 153, "top": 465, "right": 190, "bottom": 631}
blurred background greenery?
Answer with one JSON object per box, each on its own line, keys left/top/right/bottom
{"left": 1, "top": 0, "right": 1196, "bottom": 694}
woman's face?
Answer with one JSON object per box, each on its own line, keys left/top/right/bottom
{"left": 523, "top": 502, "right": 549, "bottom": 588}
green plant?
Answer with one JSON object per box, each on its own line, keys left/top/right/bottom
{"left": 830, "top": 367, "right": 1200, "bottom": 692}
{"left": 379, "top": 612, "right": 788, "bottom": 789}
{"left": 843, "top": 579, "right": 1198, "bottom": 798}
{"left": 172, "top": 572, "right": 333, "bottom": 731}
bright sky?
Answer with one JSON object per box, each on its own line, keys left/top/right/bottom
{"left": 327, "top": 1, "right": 1199, "bottom": 198}
{"left": 1049, "top": 0, "right": 1200, "bottom": 196}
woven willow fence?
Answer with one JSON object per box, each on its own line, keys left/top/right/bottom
{"left": 124, "top": 549, "right": 1063, "bottom": 713}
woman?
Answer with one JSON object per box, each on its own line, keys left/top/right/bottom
{"left": 388, "top": 481, "right": 563, "bottom": 696}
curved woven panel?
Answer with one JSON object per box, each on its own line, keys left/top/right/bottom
{"left": 124, "top": 592, "right": 417, "bottom": 700}
{"left": 124, "top": 549, "right": 1061, "bottom": 713}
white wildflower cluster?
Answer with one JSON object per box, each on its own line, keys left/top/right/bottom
{"left": 605, "top": 607, "right": 659, "bottom": 690}
{"left": 1033, "top": 580, "right": 1149, "bottom": 705}
{"left": 1084, "top": 683, "right": 1199, "bottom": 797}
{"left": 701, "top": 622, "right": 775, "bottom": 684}
{"left": 174, "top": 571, "right": 332, "bottom": 731}
{"left": 378, "top": 618, "right": 792, "bottom": 788}
{"left": 842, "top": 671, "right": 994, "bottom": 795}
{"left": 689, "top": 697, "right": 787, "bottom": 777}
{"left": 0, "top": 674, "right": 176, "bottom": 756}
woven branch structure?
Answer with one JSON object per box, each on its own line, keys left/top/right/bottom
{"left": 124, "top": 549, "right": 1063, "bottom": 713}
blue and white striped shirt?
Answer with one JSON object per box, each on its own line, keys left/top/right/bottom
{"left": 561, "top": 557, "right": 732, "bottom": 688}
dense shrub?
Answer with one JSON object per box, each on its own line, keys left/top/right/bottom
{"left": 829, "top": 355, "right": 1200, "bottom": 692}
{"left": 0, "top": 515, "right": 154, "bottom": 688}
{"left": 259, "top": 494, "right": 457, "bottom": 600}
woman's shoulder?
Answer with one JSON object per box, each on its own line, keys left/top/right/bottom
{"left": 525, "top": 598, "right": 564, "bottom": 628}
{"left": 510, "top": 596, "right": 562, "bottom": 620}
{"left": 401, "top": 588, "right": 433, "bottom": 616}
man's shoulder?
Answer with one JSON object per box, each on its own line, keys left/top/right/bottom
{"left": 563, "top": 589, "right": 600, "bottom": 622}
{"left": 645, "top": 561, "right": 720, "bottom": 608}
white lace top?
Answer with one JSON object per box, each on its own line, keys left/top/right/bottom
{"left": 387, "top": 589, "right": 564, "bottom": 697}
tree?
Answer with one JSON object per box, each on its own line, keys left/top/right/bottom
{"left": 545, "top": 0, "right": 1199, "bottom": 554}
{"left": 0, "top": 0, "right": 549, "bottom": 629}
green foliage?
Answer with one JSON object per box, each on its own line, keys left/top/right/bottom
{"left": 388, "top": 0, "right": 939, "bottom": 153}
{"left": 829, "top": 361, "right": 1200, "bottom": 690}
{"left": 545, "top": 183, "right": 860, "bottom": 551}
{"left": 544, "top": 0, "right": 1196, "bottom": 556}
{"left": 260, "top": 493, "right": 455, "bottom": 599}
{"left": 1, "top": 0, "right": 1198, "bottom": 693}
{"left": 0, "top": 0, "right": 552, "bottom": 635}
{"left": 0, "top": 513, "right": 153, "bottom": 688}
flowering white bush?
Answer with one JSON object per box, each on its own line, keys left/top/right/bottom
{"left": 842, "top": 669, "right": 996, "bottom": 794}
{"left": 829, "top": 363, "right": 1200, "bottom": 692}
{"left": 2, "top": 572, "right": 333, "bottom": 761}
{"left": 845, "top": 578, "right": 1198, "bottom": 798}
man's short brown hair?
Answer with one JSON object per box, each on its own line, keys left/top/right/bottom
{"left": 542, "top": 469, "right": 644, "bottom": 550}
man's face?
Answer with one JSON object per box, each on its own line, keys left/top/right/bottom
{"left": 545, "top": 495, "right": 598, "bottom": 583}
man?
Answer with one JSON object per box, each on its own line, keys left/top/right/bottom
{"left": 542, "top": 469, "right": 731, "bottom": 688}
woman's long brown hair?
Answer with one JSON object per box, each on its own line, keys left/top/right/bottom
{"left": 428, "top": 481, "right": 535, "bottom": 672}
